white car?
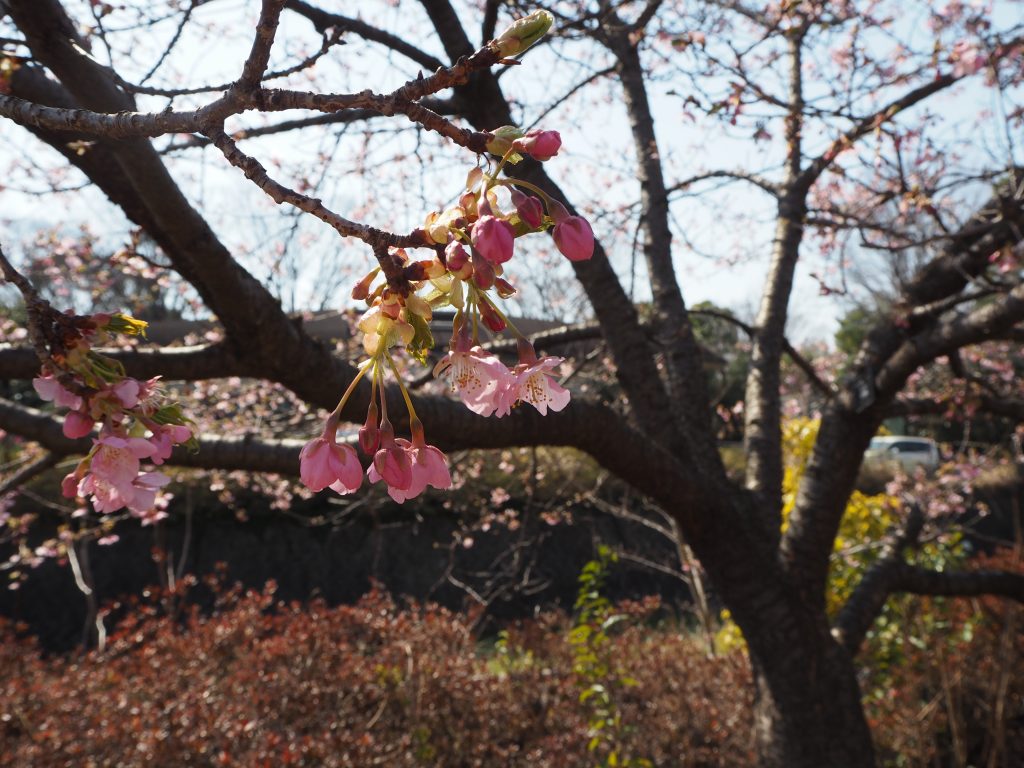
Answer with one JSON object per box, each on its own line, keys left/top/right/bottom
{"left": 864, "top": 436, "right": 941, "bottom": 473}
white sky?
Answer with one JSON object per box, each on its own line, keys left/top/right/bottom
{"left": 1, "top": 1, "right": 1021, "bottom": 346}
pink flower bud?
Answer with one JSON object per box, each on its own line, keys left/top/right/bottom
{"left": 549, "top": 201, "right": 595, "bottom": 262}
{"left": 445, "top": 241, "right": 471, "bottom": 276}
{"left": 510, "top": 189, "right": 544, "bottom": 229}
{"left": 359, "top": 403, "right": 380, "bottom": 455}
{"left": 513, "top": 129, "right": 561, "bottom": 161}
{"left": 472, "top": 253, "right": 496, "bottom": 290}
{"left": 479, "top": 300, "right": 506, "bottom": 332}
{"left": 63, "top": 410, "right": 95, "bottom": 439}
{"left": 471, "top": 215, "right": 516, "bottom": 264}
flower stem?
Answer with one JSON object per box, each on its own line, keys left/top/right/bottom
{"left": 330, "top": 357, "right": 372, "bottom": 420}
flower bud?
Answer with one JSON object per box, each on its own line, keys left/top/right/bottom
{"left": 445, "top": 241, "right": 473, "bottom": 279}
{"left": 549, "top": 201, "right": 595, "bottom": 261}
{"left": 493, "top": 10, "right": 554, "bottom": 58}
{"left": 472, "top": 215, "right": 516, "bottom": 264}
{"left": 494, "top": 277, "right": 517, "bottom": 299}
{"left": 485, "top": 125, "right": 525, "bottom": 156}
{"left": 479, "top": 300, "right": 507, "bottom": 332}
{"left": 472, "top": 252, "right": 496, "bottom": 290}
{"left": 513, "top": 129, "right": 561, "bottom": 161}
{"left": 510, "top": 188, "right": 544, "bottom": 229}
{"left": 553, "top": 216, "right": 595, "bottom": 262}
{"left": 351, "top": 268, "right": 380, "bottom": 300}
{"left": 359, "top": 403, "right": 380, "bottom": 455}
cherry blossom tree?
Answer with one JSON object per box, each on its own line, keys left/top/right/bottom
{"left": 1, "top": 1, "right": 1024, "bottom": 766}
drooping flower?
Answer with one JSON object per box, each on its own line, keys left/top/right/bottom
{"left": 299, "top": 428, "right": 363, "bottom": 494}
{"left": 75, "top": 469, "right": 170, "bottom": 515}
{"left": 369, "top": 438, "right": 451, "bottom": 503}
{"left": 148, "top": 424, "right": 194, "bottom": 465}
{"left": 372, "top": 422, "right": 413, "bottom": 491}
{"left": 111, "top": 379, "right": 141, "bottom": 409}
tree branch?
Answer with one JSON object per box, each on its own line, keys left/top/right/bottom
{"left": 286, "top": 0, "right": 446, "bottom": 72}
{"left": 0, "top": 343, "right": 248, "bottom": 382}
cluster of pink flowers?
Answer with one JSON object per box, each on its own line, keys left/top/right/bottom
{"left": 32, "top": 312, "right": 194, "bottom": 522}
{"left": 434, "top": 333, "right": 569, "bottom": 419}
{"left": 301, "top": 119, "right": 593, "bottom": 504}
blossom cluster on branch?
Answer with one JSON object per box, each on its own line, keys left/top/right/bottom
{"left": 31, "top": 312, "right": 195, "bottom": 523}
{"left": 300, "top": 113, "right": 594, "bottom": 504}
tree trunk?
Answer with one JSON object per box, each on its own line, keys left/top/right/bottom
{"left": 749, "top": 629, "right": 875, "bottom": 767}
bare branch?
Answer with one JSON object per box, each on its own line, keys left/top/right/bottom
{"left": 286, "top": 0, "right": 446, "bottom": 72}
{"left": 238, "top": 0, "right": 289, "bottom": 90}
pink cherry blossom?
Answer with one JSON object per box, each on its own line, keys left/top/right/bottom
{"left": 90, "top": 435, "right": 158, "bottom": 488}
{"left": 112, "top": 379, "right": 141, "bottom": 408}
{"left": 148, "top": 424, "right": 194, "bottom": 465}
{"left": 126, "top": 471, "right": 172, "bottom": 514}
{"left": 299, "top": 432, "right": 363, "bottom": 494}
{"left": 33, "top": 375, "right": 82, "bottom": 410}
{"left": 497, "top": 356, "right": 571, "bottom": 417}
{"left": 434, "top": 345, "right": 512, "bottom": 417}
{"left": 471, "top": 214, "right": 516, "bottom": 264}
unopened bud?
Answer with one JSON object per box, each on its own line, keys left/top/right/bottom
{"left": 512, "top": 129, "right": 561, "bottom": 161}
{"left": 485, "top": 125, "right": 525, "bottom": 156}
{"left": 478, "top": 300, "right": 506, "bottom": 332}
{"left": 351, "top": 267, "right": 380, "bottom": 300}
{"left": 510, "top": 188, "right": 544, "bottom": 229}
{"left": 494, "top": 277, "right": 517, "bottom": 299}
{"left": 493, "top": 10, "right": 554, "bottom": 58}
{"left": 446, "top": 241, "right": 472, "bottom": 279}
{"left": 359, "top": 403, "right": 380, "bottom": 455}
{"left": 472, "top": 252, "right": 496, "bottom": 290}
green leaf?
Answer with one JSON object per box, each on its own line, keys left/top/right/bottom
{"left": 406, "top": 312, "right": 435, "bottom": 364}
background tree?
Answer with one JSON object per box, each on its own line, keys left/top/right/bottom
{"left": 1, "top": 1, "right": 1024, "bottom": 766}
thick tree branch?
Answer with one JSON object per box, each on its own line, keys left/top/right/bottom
{"left": 238, "top": 0, "right": 288, "bottom": 90}
{"left": 0, "top": 343, "right": 248, "bottom": 382}
{"left": 835, "top": 555, "right": 1024, "bottom": 655}
{"left": 743, "top": 29, "right": 807, "bottom": 517}
{"left": 832, "top": 506, "right": 925, "bottom": 654}
{"left": 607, "top": 24, "right": 726, "bottom": 482}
